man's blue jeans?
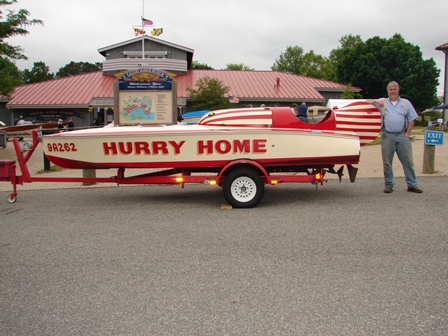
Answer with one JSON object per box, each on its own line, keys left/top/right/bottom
{"left": 381, "top": 131, "right": 418, "bottom": 188}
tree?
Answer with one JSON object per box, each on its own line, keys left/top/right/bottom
{"left": 225, "top": 63, "right": 254, "bottom": 71}
{"left": 186, "top": 76, "right": 231, "bottom": 111}
{"left": 271, "top": 46, "right": 332, "bottom": 79}
{"left": 301, "top": 50, "right": 332, "bottom": 79}
{"left": 192, "top": 60, "right": 214, "bottom": 69}
{"left": 0, "top": 56, "right": 23, "bottom": 93}
{"left": 334, "top": 34, "right": 440, "bottom": 110}
{"left": 341, "top": 84, "right": 362, "bottom": 99}
{"left": 22, "top": 61, "right": 54, "bottom": 83}
{"left": 0, "top": 0, "right": 43, "bottom": 95}
{"left": 56, "top": 61, "right": 102, "bottom": 77}
{"left": 271, "top": 45, "right": 305, "bottom": 74}
{"left": 327, "top": 34, "right": 363, "bottom": 82}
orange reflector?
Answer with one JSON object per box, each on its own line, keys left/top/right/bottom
{"left": 176, "top": 177, "right": 183, "bottom": 183}
{"left": 271, "top": 180, "right": 278, "bottom": 185}
{"left": 208, "top": 180, "right": 217, "bottom": 185}
{"left": 315, "top": 173, "right": 321, "bottom": 179}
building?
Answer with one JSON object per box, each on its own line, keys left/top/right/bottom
{"left": 3, "top": 35, "right": 357, "bottom": 126}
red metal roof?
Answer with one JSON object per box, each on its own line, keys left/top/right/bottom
{"left": 175, "top": 70, "right": 349, "bottom": 101}
{"left": 436, "top": 42, "right": 448, "bottom": 51}
{"left": 7, "top": 70, "right": 353, "bottom": 108}
{"left": 7, "top": 72, "right": 116, "bottom": 108}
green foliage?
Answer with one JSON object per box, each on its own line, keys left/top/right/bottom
{"left": 271, "top": 45, "right": 305, "bottom": 74}
{"left": 341, "top": 84, "right": 362, "bottom": 99}
{"left": 0, "top": 0, "right": 43, "bottom": 60}
{"left": 192, "top": 60, "right": 214, "bottom": 69}
{"left": 334, "top": 34, "right": 440, "bottom": 110}
{"left": 272, "top": 46, "right": 332, "bottom": 79}
{"left": 186, "top": 76, "right": 231, "bottom": 111}
{"left": 22, "top": 61, "right": 54, "bottom": 83}
{"left": 328, "top": 34, "right": 363, "bottom": 82}
{"left": 301, "top": 50, "right": 333, "bottom": 79}
{"left": 56, "top": 61, "right": 102, "bottom": 77}
{"left": 0, "top": 0, "right": 42, "bottom": 95}
{"left": 0, "top": 56, "right": 23, "bottom": 95}
{"left": 225, "top": 63, "right": 254, "bottom": 71}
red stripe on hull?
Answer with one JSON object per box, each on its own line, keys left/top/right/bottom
{"left": 46, "top": 155, "right": 360, "bottom": 170}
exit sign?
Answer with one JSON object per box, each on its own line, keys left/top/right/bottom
{"left": 424, "top": 130, "right": 444, "bottom": 146}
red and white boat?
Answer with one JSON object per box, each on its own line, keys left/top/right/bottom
{"left": 42, "top": 102, "right": 380, "bottom": 170}
{"left": 2, "top": 102, "right": 381, "bottom": 207}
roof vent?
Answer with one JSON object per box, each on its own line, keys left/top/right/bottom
{"left": 274, "top": 77, "right": 280, "bottom": 91}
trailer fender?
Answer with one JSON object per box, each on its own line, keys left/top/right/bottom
{"left": 217, "top": 159, "right": 270, "bottom": 185}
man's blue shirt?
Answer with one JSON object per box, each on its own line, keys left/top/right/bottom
{"left": 375, "top": 97, "right": 418, "bottom": 133}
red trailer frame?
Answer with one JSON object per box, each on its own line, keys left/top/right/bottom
{"left": 1, "top": 131, "right": 344, "bottom": 208}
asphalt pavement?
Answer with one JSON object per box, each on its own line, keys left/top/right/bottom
{"left": 1, "top": 131, "right": 448, "bottom": 335}
{"left": 1, "top": 177, "right": 447, "bottom": 335}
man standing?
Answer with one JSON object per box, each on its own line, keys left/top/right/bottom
{"left": 16, "top": 115, "right": 26, "bottom": 126}
{"left": 297, "top": 102, "right": 308, "bottom": 122}
{"left": 366, "top": 81, "right": 422, "bottom": 194}
{"left": 67, "top": 117, "right": 75, "bottom": 131}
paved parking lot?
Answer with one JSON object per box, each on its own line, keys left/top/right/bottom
{"left": 1, "top": 176, "right": 447, "bottom": 335}
{"left": 1, "top": 131, "right": 447, "bottom": 335}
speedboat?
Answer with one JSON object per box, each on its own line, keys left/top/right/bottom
{"left": 41, "top": 102, "right": 381, "bottom": 170}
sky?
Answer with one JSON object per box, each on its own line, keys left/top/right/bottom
{"left": 6, "top": 0, "right": 448, "bottom": 97}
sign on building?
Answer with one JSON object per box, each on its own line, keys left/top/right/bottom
{"left": 114, "top": 68, "right": 177, "bottom": 125}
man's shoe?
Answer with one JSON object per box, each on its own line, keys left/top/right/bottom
{"left": 407, "top": 187, "right": 423, "bottom": 193}
{"left": 384, "top": 186, "right": 393, "bottom": 193}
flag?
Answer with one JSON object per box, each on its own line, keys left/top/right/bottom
{"left": 151, "top": 28, "right": 163, "bottom": 36}
{"left": 229, "top": 96, "right": 239, "bottom": 104}
{"left": 134, "top": 28, "right": 145, "bottom": 36}
{"left": 142, "top": 17, "right": 153, "bottom": 26}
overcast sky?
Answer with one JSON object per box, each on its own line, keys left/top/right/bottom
{"left": 7, "top": 0, "right": 448, "bottom": 96}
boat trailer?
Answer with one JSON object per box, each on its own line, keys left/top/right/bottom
{"left": 0, "top": 131, "right": 355, "bottom": 208}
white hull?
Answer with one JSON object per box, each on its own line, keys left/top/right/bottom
{"left": 42, "top": 125, "right": 360, "bottom": 169}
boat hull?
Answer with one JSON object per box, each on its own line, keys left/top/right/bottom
{"left": 0, "top": 124, "right": 41, "bottom": 136}
{"left": 42, "top": 126, "right": 360, "bottom": 170}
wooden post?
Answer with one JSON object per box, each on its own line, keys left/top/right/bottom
{"left": 422, "top": 126, "right": 436, "bottom": 174}
{"left": 82, "top": 169, "right": 96, "bottom": 186}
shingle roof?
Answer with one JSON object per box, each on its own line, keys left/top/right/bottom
{"left": 7, "top": 70, "right": 354, "bottom": 108}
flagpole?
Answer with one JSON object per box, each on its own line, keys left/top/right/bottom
{"left": 141, "top": 0, "right": 145, "bottom": 59}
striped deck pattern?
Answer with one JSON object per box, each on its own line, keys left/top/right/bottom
{"left": 198, "top": 108, "right": 273, "bottom": 127}
{"left": 333, "top": 102, "right": 382, "bottom": 146}
{"left": 199, "top": 103, "right": 382, "bottom": 146}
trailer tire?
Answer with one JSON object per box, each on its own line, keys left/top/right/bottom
{"left": 223, "top": 168, "right": 264, "bottom": 208}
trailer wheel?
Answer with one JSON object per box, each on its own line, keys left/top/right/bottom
{"left": 7, "top": 194, "right": 17, "bottom": 203}
{"left": 223, "top": 168, "right": 264, "bottom": 208}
